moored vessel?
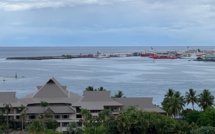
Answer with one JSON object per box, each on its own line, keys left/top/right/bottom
{"left": 149, "top": 54, "right": 177, "bottom": 59}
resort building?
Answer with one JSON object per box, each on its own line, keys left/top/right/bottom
{"left": 0, "top": 77, "right": 165, "bottom": 133}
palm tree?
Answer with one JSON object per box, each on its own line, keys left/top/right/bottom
{"left": 3, "top": 103, "right": 12, "bottom": 132}
{"left": 174, "top": 91, "right": 185, "bottom": 107}
{"left": 198, "top": 89, "right": 214, "bottom": 110}
{"left": 185, "top": 88, "right": 197, "bottom": 110}
{"left": 162, "top": 89, "right": 175, "bottom": 116}
{"left": 18, "top": 104, "right": 26, "bottom": 133}
{"left": 28, "top": 120, "right": 46, "bottom": 133}
{"left": 161, "top": 89, "right": 185, "bottom": 118}
{"left": 80, "top": 109, "right": 92, "bottom": 127}
{"left": 98, "top": 109, "right": 111, "bottom": 122}
{"left": 112, "top": 90, "right": 124, "bottom": 98}
{"left": 165, "top": 88, "right": 174, "bottom": 98}
{"left": 85, "top": 86, "right": 95, "bottom": 91}
{"left": 67, "top": 122, "right": 78, "bottom": 134}
{"left": 40, "top": 101, "right": 49, "bottom": 119}
{"left": 167, "top": 96, "right": 183, "bottom": 118}
{"left": 97, "top": 87, "right": 106, "bottom": 91}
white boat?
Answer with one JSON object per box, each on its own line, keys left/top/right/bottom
{"left": 96, "top": 51, "right": 110, "bottom": 58}
{"left": 180, "top": 53, "right": 198, "bottom": 59}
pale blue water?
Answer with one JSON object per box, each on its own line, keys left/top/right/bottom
{"left": 0, "top": 46, "right": 215, "bottom": 109}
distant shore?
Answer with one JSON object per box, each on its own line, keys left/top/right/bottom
{"left": 5, "top": 55, "right": 94, "bottom": 60}
{"left": 5, "top": 53, "right": 135, "bottom": 60}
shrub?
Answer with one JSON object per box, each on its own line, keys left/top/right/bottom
{"left": 192, "top": 126, "right": 215, "bottom": 134}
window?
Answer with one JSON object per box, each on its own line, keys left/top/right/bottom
{"left": 62, "top": 122, "right": 69, "bottom": 127}
{"left": 91, "top": 110, "right": 100, "bottom": 113}
{"left": 16, "top": 116, "right": 20, "bottom": 119}
{"left": 29, "top": 115, "right": 35, "bottom": 119}
{"left": 76, "top": 107, "right": 81, "bottom": 113}
{"left": 62, "top": 115, "right": 69, "bottom": 119}
{"left": 76, "top": 114, "right": 82, "bottom": 118}
{"left": 17, "top": 108, "right": 22, "bottom": 113}
{"left": 55, "top": 115, "right": 60, "bottom": 119}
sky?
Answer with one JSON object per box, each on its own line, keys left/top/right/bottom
{"left": 0, "top": 0, "right": 215, "bottom": 46}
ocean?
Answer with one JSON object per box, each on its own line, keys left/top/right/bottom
{"left": 0, "top": 46, "right": 215, "bottom": 109}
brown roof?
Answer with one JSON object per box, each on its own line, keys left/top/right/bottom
{"left": 73, "top": 91, "right": 123, "bottom": 110}
{"left": 26, "top": 106, "right": 75, "bottom": 114}
{"left": 33, "top": 77, "right": 69, "bottom": 98}
{"left": 21, "top": 77, "right": 82, "bottom": 105}
{"left": 82, "top": 91, "right": 116, "bottom": 101}
{"left": 0, "top": 92, "right": 24, "bottom": 107}
{"left": 113, "top": 97, "right": 166, "bottom": 113}
{"left": 76, "top": 101, "right": 123, "bottom": 110}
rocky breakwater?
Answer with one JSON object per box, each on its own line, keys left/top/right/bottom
{"left": 6, "top": 56, "right": 70, "bottom": 60}
{"left": 6, "top": 54, "right": 95, "bottom": 60}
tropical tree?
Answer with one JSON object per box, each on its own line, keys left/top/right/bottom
{"left": 175, "top": 91, "right": 186, "bottom": 107}
{"left": 183, "top": 109, "right": 200, "bottom": 124}
{"left": 185, "top": 88, "right": 198, "bottom": 110}
{"left": 67, "top": 122, "right": 78, "bottom": 134}
{"left": 27, "top": 120, "right": 46, "bottom": 134}
{"left": 112, "top": 90, "right": 124, "bottom": 98}
{"left": 0, "top": 114, "right": 6, "bottom": 133}
{"left": 44, "top": 119, "right": 58, "bottom": 130}
{"left": 85, "top": 86, "right": 106, "bottom": 91}
{"left": 192, "top": 126, "right": 215, "bottom": 134}
{"left": 97, "top": 86, "right": 106, "bottom": 91}
{"left": 80, "top": 109, "right": 92, "bottom": 127}
{"left": 18, "top": 104, "right": 26, "bottom": 133}
{"left": 168, "top": 95, "right": 184, "bottom": 118}
{"left": 115, "top": 106, "right": 177, "bottom": 134}
{"left": 197, "top": 107, "right": 215, "bottom": 127}
{"left": 85, "top": 86, "right": 95, "bottom": 91}
{"left": 80, "top": 109, "right": 107, "bottom": 134}
{"left": 161, "top": 89, "right": 185, "bottom": 118}
{"left": 3, "top": 103, "right": 12, "bottom": 132}
{"left": 40, "top": 101, "right": 49, "bottom": 119}
{"left": 198, "top": 89, "right": 214, "bottom": 110}
{"left": 165, "top": 88, "right": 174, "bottom": 98}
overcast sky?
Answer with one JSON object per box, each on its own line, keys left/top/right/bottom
{"left": 0, "top": 0, "right": 215, "bottom": 46}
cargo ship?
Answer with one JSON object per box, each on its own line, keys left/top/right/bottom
{"left": 149, "top": 54, "right": 177, "bottom": 59}
{"left": 140, "top": 53, "right": 155, "bottom": 57}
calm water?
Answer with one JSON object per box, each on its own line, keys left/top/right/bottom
{"left": 0, "top": 46, "right": 215, "bottom": 109}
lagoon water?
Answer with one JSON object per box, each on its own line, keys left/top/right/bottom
{"left": 0, "top": 46, "right": 215, "bottom": 108}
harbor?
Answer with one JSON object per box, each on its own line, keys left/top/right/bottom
{"left": 5, "top": 48, "right": 215, "bottom": 61}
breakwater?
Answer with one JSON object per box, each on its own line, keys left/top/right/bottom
{"left": 6, "top": 56, "right": 70, "bottom": 60}
{"left": 5, "top": 53, "right": 135, "bottom": 60}
{"left": 6, "top": 54, "right": 95, "bottom": 60}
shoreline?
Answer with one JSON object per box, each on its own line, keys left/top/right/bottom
{"left": 5, "top": 53, "right": 135, "bottom": 60}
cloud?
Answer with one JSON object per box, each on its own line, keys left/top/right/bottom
{"left": 1, "top": 0, "right": 215, "bottom": 46}
{"left": 0, "top": 0, "right": 128, "bottom": 11}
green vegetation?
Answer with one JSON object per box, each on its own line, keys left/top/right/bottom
{"left": 161, "top": 89, "right": 185, "bottom": 118}
{"left": 67, "top": 122, "right": 83, "bottom": 134}
{"left": 185, "top": 88, "right": 198, "bottom": 110}
{"left": 162, "top": 88, "right": 215, "bottom": 117}
{"left": 3, "top": 103, "right": 12, "bottom": 133}
{"left": 27, "top": 119, "right": 60, "bottom": 134}
{"left": 192, "top": 126, "right": 215, "bottom": 134}
{"left": 85, "top": 86, "right": 106, "bottom": 91}
{"left": 62, "top": 54, "right": 73, "bottom": 58}
{"left": 2, "top": 87, "right": 215, "bottom": 134}
{"left": 82, "top": 86, "right": 215, "bottom": 133}
{"left": 198, "top": 89, "right": 214, "bottom": 110}
{"left": 80, "top": 106, "right": 188, "bottom": 134}
{"left": 112, "top": 90, "right": 125, "bottom": 98}
{"left": 18, "top": 104, "right": 26, "bottom": 133}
